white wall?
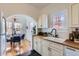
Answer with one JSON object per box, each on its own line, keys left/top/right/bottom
{"left": 0, "top": 3, "right": 39, "bottom": 20}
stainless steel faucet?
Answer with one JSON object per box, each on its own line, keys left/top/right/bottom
{"left": 50, "top": 28, "right": 58, "bottom": 38}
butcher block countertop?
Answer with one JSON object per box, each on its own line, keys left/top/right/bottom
{"left": 64, "top": 40, "right": 79, "bottom": 50}
{"left": 34, "top": 35, "right": 79, "bottom": 50}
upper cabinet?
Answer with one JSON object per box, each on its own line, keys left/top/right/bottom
{"left": 37, "top": 14, "right": 48, "bottom": 28}
{"left": 71, "top": 4, "right": 79, "bottom": 27}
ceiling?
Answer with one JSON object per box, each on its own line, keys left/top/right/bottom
{"left": 28, "top": 3, "right": 72, "bottom": 10}
{"left": 28, "top": 3, "right": 51, "bottom": 9}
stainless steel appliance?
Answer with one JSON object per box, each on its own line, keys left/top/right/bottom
{"left": 64, "top": 46, "right": 79, "bottom": 56}
{"left": 50, "top": 28, "right": 58, "bottom": 38}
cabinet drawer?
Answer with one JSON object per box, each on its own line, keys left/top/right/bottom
{"left": 54, "top": 52, "right": 63, "bottom": 56}
{"left": 49, "top": 42, "right": 64, "bottom": 50}
{"left": 49, "top": 49, "right": 63, "bottom": 56}
{"left": 49, "top": 47, "right": 63, "bottom": 54}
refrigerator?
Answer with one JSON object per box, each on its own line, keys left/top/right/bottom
{"left": 0, "top": 12, "right": 6, "bottom": 56}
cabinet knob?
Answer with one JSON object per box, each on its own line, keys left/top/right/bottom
{"left": 48, "top": 47, "right": 51, "bottom": 51}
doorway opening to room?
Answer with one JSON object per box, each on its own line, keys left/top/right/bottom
{"left": 0, "top": 14, "right": 37, "bottom": 56}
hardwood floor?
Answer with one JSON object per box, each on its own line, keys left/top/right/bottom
{"left": 6, "top": 39, "right": 31, "bottom": 56}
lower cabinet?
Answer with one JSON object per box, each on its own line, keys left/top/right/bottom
{"left": 37, "top": 38, "right": 42, "bottom": 54}
{"left": 33, "top": 37, "right": 64, "bottom": 56}
{"left": 41, "top": 40, "right": 49, "bottom": 56}
{"left": 48, "top": 41, "right": 64, "bottom": 56}
{"left": 33, "top": 37, "right": 79, "bottom": 56}
{"left": 33, "top": 37, "right": 42, "bottom": 55}
{"left": 33, "top": 37, "right": 37, "bottom": 51}
{"left": 42, "top": 39, "right": 64, "bottom": 56}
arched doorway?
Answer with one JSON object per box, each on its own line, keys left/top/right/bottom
{"left": 5, "top": 14, "right": 37, "bottom": 56}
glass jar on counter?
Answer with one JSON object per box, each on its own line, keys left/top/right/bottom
{"left": 74, "top": 28, "right": 79, "bottom": 43}
{"left": 69, "top": 32, "right": 74, "bottom": 41}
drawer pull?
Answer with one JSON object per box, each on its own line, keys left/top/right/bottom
{"left": 48, "top": 47, "right": 51, "bottom": 51}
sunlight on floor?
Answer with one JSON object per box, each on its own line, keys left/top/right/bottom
{"left": 6, "top": 39, "right": 31, "bottom": 56}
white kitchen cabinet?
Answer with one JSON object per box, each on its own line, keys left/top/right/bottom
{"left": 33, "top": 36, "right": 64, "bottom": 56}
{"left": 42, "top": 40, "right": 56, "bottom": 56}
{"left": 38, "top": 14, "right": 48, "bottom": 28}
{"left": 71, "top": 4, "right": 79, "bottom": 27}
{"left": 42, "top": 39, "right": 49, "bottom": 56}
{"left": 38, "top": 16, "right": 42, "bottom": 28}
{"left": 42, "top": 39, "right": 64, "bottom": 56}
{"left": 33, "top": 37, "right": 42, "bottom": 55}
{"left": 37, "top": 38, "right": 42, "bottom": 54}
{"left": 49, "top": 41, "right": 64, "bottom": 56}
{"left": 33, "top": 37, "right": 38, "bottom": 51}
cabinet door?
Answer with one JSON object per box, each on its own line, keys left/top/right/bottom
{"left": 42, "top": 40, "right": 49, "bottom": 56}
{"left": 48, "top": 48, "right": 59, "bottom": 56}
{"left": 37, "top": 38, "right": 42, "bottom": 54}
{"left": 49, "top": 41, "right": 64, "bottom": 56}
{"left": 33, "top": 37, "right": 42, "bottom": 55}
{"left": 72, "top": 4, "right": 79, "bottom": 27}
{"left": 33, "top": 38, "right": 37, "bottom": 51}
{"left": 47, "top": 45, "right": 63, "bottom": 56}
{"left": 38, "top": 14, "right": 48, "bottom": 28}
{"left": 38, "top": 16, "right": 42, "bottom": 28}
{"left": 34, "top": 38, "right": 40, "bottom": 52}
{"left": 41, "top": 14, "right": 48, "bottom": 28}
{"left": 47, "top": 46, "right": 55, "bottom": 56}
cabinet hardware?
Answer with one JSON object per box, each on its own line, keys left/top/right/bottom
{"left": 48, "top": 47, "right": 51, "bottom": 51}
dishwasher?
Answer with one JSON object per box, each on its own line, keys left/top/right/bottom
{"left": 64, "top": 46, "right": 79, "bottom": 56}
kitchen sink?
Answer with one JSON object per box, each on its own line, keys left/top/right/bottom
{"left": 43, "top": 37, "right": 66, "bottom": 43}
{"left": 43, "top": 36, "right": 54, "bottom": 40}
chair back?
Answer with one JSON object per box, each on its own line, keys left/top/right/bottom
{"left": 12, "top": 36, "right": 21, "bottom": 42}
{"left": 21, "top": 34, "right": 25, "bottom": 39}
